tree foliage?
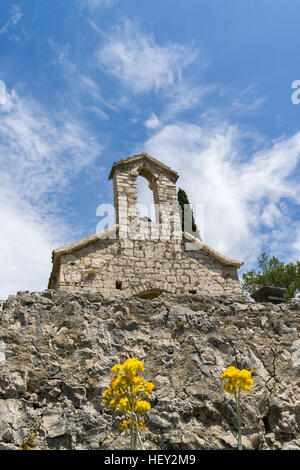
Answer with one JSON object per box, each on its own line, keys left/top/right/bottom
{"left": 242, "top": 252, "right": 300, "bottom": 301}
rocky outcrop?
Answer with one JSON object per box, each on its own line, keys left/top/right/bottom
{"left": 0, "top": 290, "right": 299, "bottom": 450}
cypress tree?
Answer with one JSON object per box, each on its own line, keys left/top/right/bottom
{"left": 177, "top": 188, "right": 201, "bottom": 239}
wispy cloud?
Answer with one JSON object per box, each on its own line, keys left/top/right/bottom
{"left": 164, "top": 82, "right": 217, "bottom": 118}
{"left": 56, "top": 45, "right": 101, "bottom": 99}
{"left": 293, "top": 229, "right": 300, "bottom": 260}
{"left": 0, "top": 5, "right": 23, "bottom": 35}
{"left": 213, "top": 85, "right": 268, "bottom": 117}
{"left": 78, "top": 0, "right": 116, "bottom": 9}
{"left": 97, "top": 19, "right": 198, "bottom": 94}
{"left": 0, "top": 88, "right": 102, "bottom": 205}
{"left": 141, "top": 123, "right": 300, "bottom": 268}
{"left": 144, "top": 113, "right": 161, "bottom": 130}
{"left": 54, "top": 43, "right": 115, "bottom": 116}
{"left": 0, "top": 86, "right": 103, "bottom": 298}
{"left": 87, "top": 20, "right": 107, "bottom": 37}
{"left": 95, "top": 19, "right": 218, "bottom": 120}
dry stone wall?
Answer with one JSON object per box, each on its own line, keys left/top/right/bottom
{"left": 58, "top": 238, "right": 241, "bottom": 298}
{"left": 0, "top": 290, "right": 299, "bottom": 450}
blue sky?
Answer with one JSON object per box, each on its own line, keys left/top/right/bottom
{"left": 0, "top": 0, "right": 300, "bottom": 298}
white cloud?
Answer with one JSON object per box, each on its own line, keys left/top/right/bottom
{"left": 97, "top": 19, "right": 198, "bottom": 94}
{"left": 0, "top": 89, "right": 101, "bottom": 205}
{"left": 0, "top": 80, "right": 6, "bottom": 105}
{"left": 54, "top": 43, "right": 116, "bottom": 114}
{"left": 217, "top": 85, "right": 268, "bottom": 115}
{"left": 163, "top": 82, "right": 216, "bottom": 118}
{"left": 0, "top": 5, "right": 23, "bottom": 35}
{"left": 0, "top": 194, "right": 62, "bottom": 300}
{"left": 293, "top": 229, "right": 300, "bottom": 259}
{"left": 96, "top": 19, "right": 213, "bottom": 117}
{"left": 141, "top": 123, "right": 300, "bottom": 269}
{"left": 260, "top": 203, "right": 283, "bottom": 228}
{"left": 79, "top": 74, "right": 102, "bottom": 101}
{"left": 57, "top": 45, "right": 102, "bottom": 101}
{"left": 0, "top": 87, "right": 102, "bottom": 299}
{"left": 89, "top": 105, "right": 109, "bottom": 120}
{"left": 87, "top": 20, "right": 106, "bottom": 37}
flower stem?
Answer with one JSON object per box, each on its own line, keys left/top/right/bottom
{"left": 235, "top": 389, "right": 243, "bottom": 450}
{"left": 130, "top": 397, "right": 136, "bottom": 450}
{"left": 133, "top": 411, "right": 144, "bottom": 450}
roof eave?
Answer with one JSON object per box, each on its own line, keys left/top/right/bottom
{"left": 183, "top": 232, "right": 244, "bottom": 268}
{"left": 108, "top": 153, "right": 179, "bottom": 181}
{"left": 48, "top": 225, "right": 119, "bottom": 289}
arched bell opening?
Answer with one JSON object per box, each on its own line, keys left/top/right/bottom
{"left": 136, "top": 165, "right": 159, "bottom": 223}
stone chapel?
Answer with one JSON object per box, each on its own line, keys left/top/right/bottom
{"left": 48, "top": 153, "right": 243, "bottom": 299}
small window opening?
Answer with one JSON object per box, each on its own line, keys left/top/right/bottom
{"left": 189, "top": 290, "right": 197, "bottom": 295}
{"left": 116, "top": 281, "right": 122, "bottom": 290}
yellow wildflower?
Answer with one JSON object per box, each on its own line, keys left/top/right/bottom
{"left": 138, "top": 419, "right": 146, "bottom": 431}
{"left": 111, "top": 364, "right": 123, "bottom": 375}
{"left": 221, "top": 366, "right": 254, "bottom": 395}
{"left": 221, "top": 365, "right": 255, "bottom": 450}
{"left": 103, "top": 358, "right": 155, "bottom": 449}
{"left": 118, "top": 397, "right": 131, "bottom": 412}
{"left": 135, "top": 400, "right": 151, "bottom": 415}
{"left": 119, "top": 419, "right": 131, "bottom": 431}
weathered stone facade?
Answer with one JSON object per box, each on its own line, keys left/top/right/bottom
{"left": 48, "top": 153, "right": 243, "bottom": 298}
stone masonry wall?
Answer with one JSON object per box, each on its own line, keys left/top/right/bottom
{"left": 58, "top": 238, "right": 241, "bottom": 298}
{"left": 0, "top": 290, "right": 299, "bottom": 450}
